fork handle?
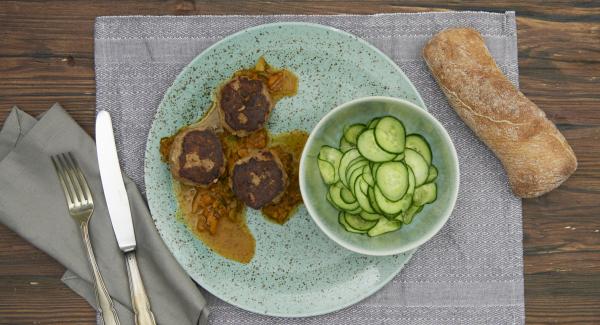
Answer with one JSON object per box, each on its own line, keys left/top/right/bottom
{"left": 125, "top": 251, "right": 156, "bottom": 325}
{"left": 81, "top": 223, "right": 121, "bottom": 325}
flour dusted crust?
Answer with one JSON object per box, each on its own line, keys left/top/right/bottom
{"left": 423, "top": 28, "right": 577, "bottom": 198}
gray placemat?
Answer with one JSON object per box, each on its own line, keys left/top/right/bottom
{"left": 95, "top": 12, "right": 524, "bottom": 324}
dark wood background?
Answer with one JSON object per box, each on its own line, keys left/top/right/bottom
{"left": 1, "top": 1, "right": 599, "bottom": 324}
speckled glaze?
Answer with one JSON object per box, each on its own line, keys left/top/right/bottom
{"left": 144, "top": 23, "right": 426, "bottom": 317}
{"left": 300, "top": 96, "right": 459, "bottom": 256}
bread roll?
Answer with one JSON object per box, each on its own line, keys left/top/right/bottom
{"left": 423, "top": 28, "right": 577, "bottom": 198}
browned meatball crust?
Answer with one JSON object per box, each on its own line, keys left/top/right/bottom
{"left": 231, "top": 150, "right": 288, "bottom": 209}
{"left": 218, "top": 76, "right": 273, "bottom": 137}
{"left": 169, "top": 128, "right": 226, "bottom": 187}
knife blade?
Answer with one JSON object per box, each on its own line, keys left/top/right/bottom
{"left": 96, "top": 110, "right": 136, "bottom": 252}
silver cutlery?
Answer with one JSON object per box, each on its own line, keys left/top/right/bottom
{"left": 96, "top": 111, "right": 156, "bottom": 325}
{"left": 51, "top": 152, "right": 120, "bottom": 325}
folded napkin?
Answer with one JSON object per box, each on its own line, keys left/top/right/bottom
{"left": 0, "top": 103, "right": 209, "bottom": 325}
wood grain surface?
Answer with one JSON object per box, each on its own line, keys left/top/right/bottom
{"left": 1, "top": 1, "right": 599, "bottom": 324}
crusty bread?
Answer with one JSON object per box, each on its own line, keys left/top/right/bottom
{"left": 423, "top": 28, "right": 577, "bottom": 198}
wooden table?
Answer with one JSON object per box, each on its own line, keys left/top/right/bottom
{"left": 1, "top": 1, "right": 599, "bottom": 324}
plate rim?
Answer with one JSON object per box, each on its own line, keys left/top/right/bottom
{"left": 144, "top": 21, "right": 424, "bottom": 317}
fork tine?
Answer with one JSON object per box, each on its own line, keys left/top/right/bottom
{"left": 51, "top": 155, "right": 75, "bottom": 207}
{"left": 60, "top": 153, "right": 85, "bottom": 205}
{"left": 67, "top": 152, "right": 93, "bottom": 205}
{"left": 56, "top": 153, "right": 81, "bottom": 206}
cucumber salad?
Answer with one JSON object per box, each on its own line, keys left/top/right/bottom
{"left": 318, "top": 116, "right": 438, "bottom": 237}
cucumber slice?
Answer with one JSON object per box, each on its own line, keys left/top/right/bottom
{"left": 344, "top": 159, "right": 368, "bottom": 187}
{"left": 319, "top": 146, "right": 342, "bottom": 183}
{"left": 339, "top": 211, "right": 366, "bottom": 233}
{"left": 339, "top": 137, "right": 354, "bottom": 152}
{"left": 405, "top": 134, "right": 432, "bottom": 165}
{"left": 413, "top": 183, "right": 437, "bottom": 206}
{"left": 404, "top": 149, "right": 429, "bottom": 187}
{"left": 348, "top": 167, "right": 366, "bottom": 195}
{"left": 317, "top": 159, "right": 336, "bottom": 185}
{"left": 319, "top": 146, "right": 342, "bottom": 167}
{"left": 362, "top": 165, "right": 375, "bottom": 186}
{"left": 347, "top": 206, "right": 363, "bottom": 215}
{"left": 338, "top": 149, "right": 361, "bottom": 188}
{"left": 368, "top": 217, "right": 402, "bottom": 237}
{"left": 371, "top": 162, "right": 381, "bottom": 181}
{"left": 367, "top": 118, "right": 380, "bottom": 129}
{"left": 340, "top": 185, "right": 356, "bottom": 203}
{"left": 401, "top": 205, "right": 423, "bottom": 224}
{"left": 376, "top": 161, "right": 409, "bottom": 201}
{"left": 426, "top": 165, "right": 438, "bottom": 183}
{"left": 345, "top": 213, "right": 377, "bottom": 231}
{"left": 356, "top": 174, "right": 370, "bottom": 194}
{"left": 329, "top": 182, "right": 360, "bottom": 211}
{"left": 354, "top": 178, "right": 375, "bottom": 213}
{"left": 343, "top": 124, "right": 366, "bottom": 145}
{"left": 374, "top": 116, "right": 406, "bottom": 154}
{"left": 393, "top": 152, "right": 405, "bottom": 161}
{"left": 374, "top": 185, "right": 411, "bottom": 215}
{"left": 357, "top": 129, "right": 396, "bottom": 162}
{"left": 367, "top": 186, "right": 384, "bottom": 215}
{"left": 360, "top": 210, "right": 383, "bottom": 221}
{"left": 391, "top": 168, "right": 416, "bottom": 220}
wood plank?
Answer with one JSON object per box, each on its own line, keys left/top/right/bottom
{"left": 1, "top": 1, "right": 599, "bottom": 324}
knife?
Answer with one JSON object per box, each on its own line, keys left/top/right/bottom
{"left": 96, "top": 110, "right": 157, "bottom": 325}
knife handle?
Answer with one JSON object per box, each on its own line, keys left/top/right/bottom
{"left": 80, "top": 223, "right": 121, "bottom": 325}
{"left": 125, "top": 251, "right": 156, "bottom": 325}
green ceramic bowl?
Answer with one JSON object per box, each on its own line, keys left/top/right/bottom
{"left": 300, "top": 96, "right": 459, "bottom": 256}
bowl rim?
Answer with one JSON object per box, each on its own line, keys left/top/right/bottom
{"left": 299, "top": 96, "right": 460, "bottom": 256}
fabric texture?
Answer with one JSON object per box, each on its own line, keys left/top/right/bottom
{"left": 0, "top": 104, "right": 209, "bottom": 325}
{"left": 94, "top": 12, "right": 524, "bottom": 324}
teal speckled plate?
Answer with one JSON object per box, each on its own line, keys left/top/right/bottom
{"left": 144, "top": 22, "right": 426, "bottom": 317}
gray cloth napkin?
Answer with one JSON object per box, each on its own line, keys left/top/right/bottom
{"left": 0, "top": 103, "right": 209, "bottom": 325}
{"left": 95, "top": 12, "right": 525, "bottom": 324}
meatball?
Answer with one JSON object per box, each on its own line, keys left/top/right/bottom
{"left": 218, "top": 76, "right": 273, "bottom": 137}
{"left": 231, "top": 150, "right": 288, "bottom": 209}
{"left": 168, "top": 128, "right": 226, "bottom": 187}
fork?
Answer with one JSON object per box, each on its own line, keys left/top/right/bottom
{"left": 52, "top": 152, "right": 120, "bottom": 325}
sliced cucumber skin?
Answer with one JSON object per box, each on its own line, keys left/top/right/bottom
{"left": 393, "top": 152, "right": 405, "bottom": 161}
{"left": 404, "top": 149, "right": 429, "bottom": 187}
{"left": 343, "top": 124, "right": 366, "bottom": 145}
{"left": 319, "top": 146, "right": 343, "bottom": 166}
{"left": 344, "top": 212, "right": 377, "bottom": 231}
{"left": 401, "top": 205, "right": 421, "bottom": 224}
{"left": 413, "top": 182, "right": 437, "bottom": 206}
{"left": 374, "top": 185, "right": 411, "bottom": 215}
{"left": 374, "top": 116, "right": 406, "bottom": 154}
{"left": 368, "top": 186, "right": 384, "bottom": 215}
{"left": 356, "top": 129, "right": 397, "bottom": 162}
{"left": 348, "top": 168, "right": 363, "bottom": 194}
{"left": 354, "top": 178, "right": 375, "bottom": 213}
{"left": 405, "top": 134, "right": 432, "bottom": 165}
{"left": 339, "top": 212, "right": 366, "bottom": 233}
{"left": 339, "top": 137, "right": 354, "bottom": 152}
{"left": 368, "top": 217, "right": 402, "bottom": 237}
{"left": 344, "top": 159, "right": 368, "bottom": 187}
{"left": 426, "top": 165, "right": 438, "bottom": 183}
{"left": 362, "top": 165, "right": 375, "bottom": 186}
{"left": 367, "top": 118, "right": 380, "bottom": 129}
{"left": 329, "top": 182, "right": 360, "bottom": 211}
{"left": 338, "top": 149, "right": 361, "bottom": 188}
{"left": 360, "top": 210, "right": 383, "bottom": 221}
{"left": 376, "top": 161, "right": 409, "bottom": 201}
{"left": 317, "top": 159, "right": 336, "bottom": 184}
{"left": 340, "top": 185, "right": 356, "bottom": 204}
